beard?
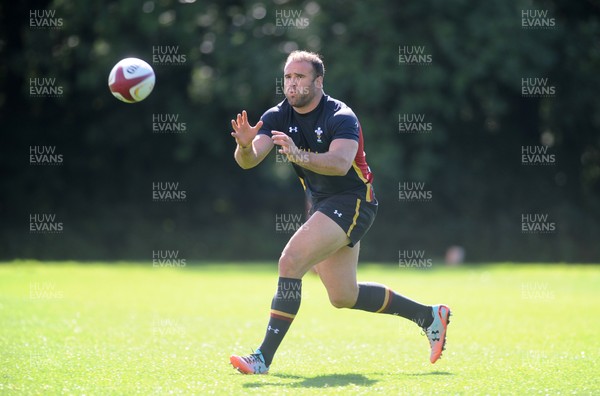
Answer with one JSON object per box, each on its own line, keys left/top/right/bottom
{"left": 285, "top": 86, "right": 315, "bottom": 108}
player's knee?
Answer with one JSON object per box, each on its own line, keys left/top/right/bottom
{"left": 278, "top": 251, "right": 304, "bottom": 278}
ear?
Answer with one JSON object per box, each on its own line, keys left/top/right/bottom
{"left": 314, "top": 76, "right": 324, "bottom": 89}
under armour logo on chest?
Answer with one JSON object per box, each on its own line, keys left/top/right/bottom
{"left": 289, "top": 126, "right": 298, "bottom": 133}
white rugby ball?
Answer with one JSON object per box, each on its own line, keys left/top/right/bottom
{"left": 108, "top": 58, "right": 155, "bottom": 103}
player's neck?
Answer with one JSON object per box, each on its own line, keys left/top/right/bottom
{"left": 292, "top": 91, "right": 324, "bottom": 114}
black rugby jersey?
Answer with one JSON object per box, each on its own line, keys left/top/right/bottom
{"left": 258, "top": 94, "right": 375, "bottom": 202}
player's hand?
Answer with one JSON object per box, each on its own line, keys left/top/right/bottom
{"left": 230, "top": 110, "right": 263, "bottom": 148}
{"left": 272, "top": 130, "right": 304, "bottom": 163}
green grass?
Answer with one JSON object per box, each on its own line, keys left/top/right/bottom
{"left": 0, "top": 262, "right": 598, "bottom": 395}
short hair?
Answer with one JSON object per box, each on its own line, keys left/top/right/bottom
{"left": 285, "top": 50, "right": 325, "bottom": 78}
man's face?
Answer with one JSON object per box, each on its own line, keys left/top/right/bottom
{"left": 283, "top": 60, "right": 322, "bottom": 109}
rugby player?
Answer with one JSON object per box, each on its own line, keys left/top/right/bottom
{"left": 229, "top": 51, "right": 450, "bottom": 374}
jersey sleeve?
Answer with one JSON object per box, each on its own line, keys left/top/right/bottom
{"left": 329, "top": 107, "right": 360, "bottom": 142}
{"left": 257, "top": 106, "right": 281, "bottom": 138}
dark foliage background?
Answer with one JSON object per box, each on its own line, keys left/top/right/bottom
{"left": 1, "top": 0, "right": 599, "bottom": 262}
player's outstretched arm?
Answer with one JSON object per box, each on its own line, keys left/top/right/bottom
{"left": 272, "top": 131, "right": 358, "bottom": 176}
{"left": 231, "top": 110, "right": 274, "bottom": 169}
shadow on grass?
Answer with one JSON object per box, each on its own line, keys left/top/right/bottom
{"left": 243, "top": 373, "right": 377, "bottom": 389}
{"left": 406, "top": 371, "right": 454, "bottom": 376}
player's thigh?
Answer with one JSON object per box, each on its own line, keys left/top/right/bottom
{"left": 279, "top": 211, "right": 350, "bottom": 278}
{"left": 314, "top": 242, "right": 360, "bottom": 308}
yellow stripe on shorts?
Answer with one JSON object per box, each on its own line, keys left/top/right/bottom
{"left": 346, "top": 198, "right": 362, "bottom": 238}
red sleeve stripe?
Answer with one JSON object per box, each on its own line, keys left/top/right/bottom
{"left": 351, "top": 123, "right": 374, "bottom": 202}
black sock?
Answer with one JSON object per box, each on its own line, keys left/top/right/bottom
{"left": 258, "top": 277, "right": 302, "bottom": 366}
{"left": 351, "top": 282, "right": 433, "bottom": 328}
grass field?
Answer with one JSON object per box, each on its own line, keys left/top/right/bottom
{"left": 0, "top": 262, "right": 598, "bottom": 395}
